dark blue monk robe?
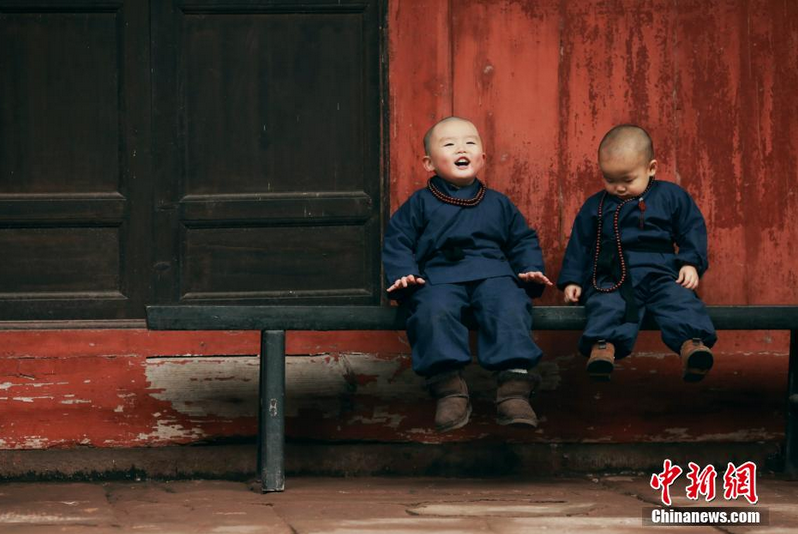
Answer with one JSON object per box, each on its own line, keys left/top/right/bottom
{"left": 382, "top": 176, "right": 547, "bottom": 376}
{"left": 557, "top": 179, "right": 717, "bottom": 358}
{"left": 383, "top": 176, "right": 545, "bottom": 294}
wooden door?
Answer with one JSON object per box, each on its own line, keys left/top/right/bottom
{"left": 151, "top": 0, "right": 384, "bottom": 306}
{"left": 0, "top": 0, "right": 384, "bottom": 321}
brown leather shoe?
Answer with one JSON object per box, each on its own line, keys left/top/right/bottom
{"left": 680, "top": 338, "right": 713, "bottom": 382}
{"left": 587, "top": 340, "right": 615, "bottom": 381}
{"left": 426, "top": 370, "right": 471, "bottom": 432}
{"left": 495, "top": 370, "right": 539, "bottom": 427}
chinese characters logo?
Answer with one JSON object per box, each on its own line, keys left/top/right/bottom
{"left": 650, "top": 460, "right": 758, "bottom": 506}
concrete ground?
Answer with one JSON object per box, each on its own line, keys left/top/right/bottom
{"left": 0, "top": 475, "right": 795, "bottom": 534}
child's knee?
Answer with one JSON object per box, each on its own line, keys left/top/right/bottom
{"left": 412, "top": 299, "right": 461, "bottom": 323}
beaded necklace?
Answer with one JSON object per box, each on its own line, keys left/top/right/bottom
{"left": 427, "top": 178, "right": 486, "bottom": 207}
{"left": 591, "top": 177, "right": 655, "bottom": 293}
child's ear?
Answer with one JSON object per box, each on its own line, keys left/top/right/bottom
{"left": 422, "top": 155, "right": 435, "bottom": 173}
{"left": 648, "top": 159, "right": 658, "bottom": 177}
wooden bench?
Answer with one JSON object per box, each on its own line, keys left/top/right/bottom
{"left": 146, "top": 305, "right": 798, "bottom": 492}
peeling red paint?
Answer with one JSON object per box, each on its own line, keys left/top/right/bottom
{"left": 2, "top": 0, "right": 797, "bottom": 450}
{"left": 279, "top": 349, "right": 786, "bottom": 444}
{"left": 287, "top": 331, "right": 410, "bottom": 356}
{"left": 0, "top": 353, "right": 187, "bottom": 448}
{"left": 0, "top": 332, "right": 789, "bottom": 448}
{"left": 0, "top": 330, "right": 260, "bottom": 359}
{"left": 351, "top": 373, "right": 380, "bottom": 387}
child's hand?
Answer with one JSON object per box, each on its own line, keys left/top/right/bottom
{"left": 676, "top": 265, "right": 699, "bottom": 290}
{"left": 387, "top": 274, "right": 426, "bottom": 293}
{"left": 518, "top": 271, "right": 554, "bottom": 286}
{"left": 563, "top": 284, "right": 582, "bottom": 303}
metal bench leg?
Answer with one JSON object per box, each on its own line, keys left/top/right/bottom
{"left": 786, "top": 329, "right": 798, "bottom": 478}
{"left": 259, "top": 330, "right": 286, "bottom": 492}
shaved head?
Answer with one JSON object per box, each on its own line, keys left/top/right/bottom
{"left": 598, "top": 124, "right": 655, "bottom": 165}
{"left": 423, "top": 116, "right": 476, "bottom": 155}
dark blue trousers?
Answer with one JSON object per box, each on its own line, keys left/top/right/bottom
{"left": 404, "top": 276, "right": 543, "bottom": 377}
{"left": 579, "top": 272, "right": 717, "bottom": 358}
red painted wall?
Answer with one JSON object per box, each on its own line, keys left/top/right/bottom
{"left": 1, "top": 0, "right": 796, "bottom": 450}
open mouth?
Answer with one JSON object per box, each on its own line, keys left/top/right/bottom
{"left": 455, "top": 157, "right": 470, "bottom": 168}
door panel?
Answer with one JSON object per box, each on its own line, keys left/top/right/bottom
{"left": 183, "top": 11, "right": 366, "bottom": 194}
{"left": 0, "top": 226, "right": 121, "bottom": 296}
{"left": 0, "top": 0, "right": 152, "bottom": 320}
{"left": 181, "top": 224, "right": 370, "bottom": 301}
{"left": 152, "top": 0, "right": 383, "bottom": 306}
{"left": 0, "top": 10, "right": 119, "bottom": 194}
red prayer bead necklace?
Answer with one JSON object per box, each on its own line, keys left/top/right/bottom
{"left": 591, "top": 177, "right": 655, "bottom": 293}
{"left": 427, "top": 178, "right": 486, "bottom": 207}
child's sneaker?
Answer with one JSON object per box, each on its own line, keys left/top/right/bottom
{"left": 425, "top": 370, "right": 471, "bottom": 432}
{"left": 495, "top": 369, "right": 539, "bottom": 427}
{"left": 680, "top": 338, "right": 713, "bottom": 382}
{"left": 587, "top": 340, "right": 615, "bottom": 381}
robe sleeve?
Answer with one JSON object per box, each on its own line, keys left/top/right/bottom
{"left": 382, "top": 194, "right": 424, "bottom": 292}
{"left": 503, "top": 201, "right": 546, "bottom": 298}
{"left": 557, "top": 201, "right": 595, "bottom": 290}
{"left": 673, "top": 189, "right": 709, "bottom": 277}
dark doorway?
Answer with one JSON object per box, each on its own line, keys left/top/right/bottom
{"left": 0, "top": 0, "right": 385, "bottom": 321}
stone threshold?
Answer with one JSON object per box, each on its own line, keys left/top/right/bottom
{"left": 0, "top": 441, "right": 784, "bottom": 481}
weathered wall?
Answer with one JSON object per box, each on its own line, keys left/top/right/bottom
{"left": 1, "top": 0, "right": 796, "bottom": 450}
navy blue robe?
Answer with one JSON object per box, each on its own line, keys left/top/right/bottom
{"left": 557, "top": 179, "right": 716, "bottom": 358}
{"left": 383, "top": 176, "right": 547, "bottom": 376}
